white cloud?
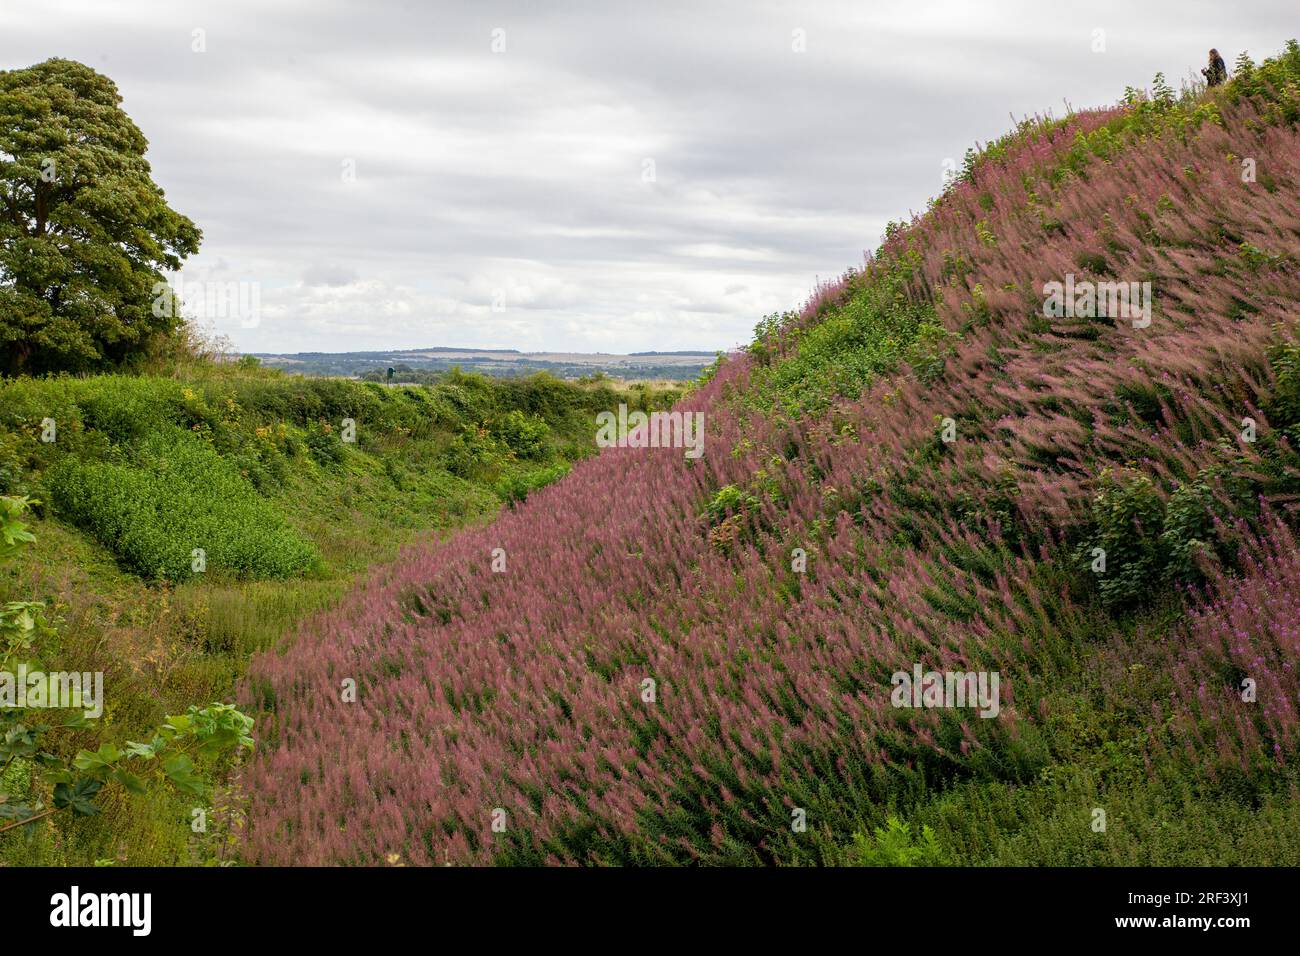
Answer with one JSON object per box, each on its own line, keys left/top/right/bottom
{"left": 2, "top": 0, "right": 1295, "bottom": 352}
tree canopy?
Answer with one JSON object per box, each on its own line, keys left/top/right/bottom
{"left": 0, "top": 58, "right": 201, "bottom": 375}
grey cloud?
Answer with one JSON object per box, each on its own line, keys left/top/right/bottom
{"left": 2, "top": 0, "right": 1295, "bottom": 352}
{"left": 302, "top": 264, "right": 359, "bottom": 287}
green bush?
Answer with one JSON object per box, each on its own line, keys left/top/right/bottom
{"left": 443, "top": 425, "right": 504, "bottom": 479}
{"left": 303, "top": 421, "right": 345, "bottom": 466}
{"left": 704, "top": 483, "right": 759, "bottom": 524}
{"left": 49, "top": 429, "right": 318, "bottom": 580}
{"left": 76, "top": 380, "right": 177, "bottom": 443}
{"left": 1079, "top": 470, "right": 1165, "bottom": 609}
{"left": 844, "top": 816, "right": 948, "bottom": 866}
{"left": 1268, "top": 333, "right": 1300, "bottom": 435}
{"left": 491, "top": 410, "right": 549, "bottom": 458}
{"left": 495, "top": 463, "right": 570, "bottom": 504}
{"left": 1079, "top": 456, "right": 1272, "bottom": 609}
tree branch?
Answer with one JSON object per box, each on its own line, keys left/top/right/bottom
{"left": 0, "top": 190, "right": 24, "bottom": 231}
{"left": 0, "top": 806, "right": 60, "bottom": 836}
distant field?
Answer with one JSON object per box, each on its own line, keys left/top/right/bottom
{"left": 249, "top": 347, "right": 721, "bottom": 382}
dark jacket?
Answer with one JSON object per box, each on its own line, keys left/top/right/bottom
{"left": 1203, "top": 52, "right": 1227, "bottom": 87}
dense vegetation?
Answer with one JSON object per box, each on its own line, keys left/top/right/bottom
{"left": 0, "top": 364, "right": 679, "bottom": 863}
{"left": 8, "top": 43, "right": 1300, "bottom": 868}
{"left": 238, "top": 42, "right": 1300, "bottom": 865}
{"left": 0, "top": 55, "right": 692, "bottom": 864}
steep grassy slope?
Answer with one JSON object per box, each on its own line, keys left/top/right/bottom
{"left": 241, "top": 44, "right": 1300, "bottom": 865}
{"left": 0, "top": 365, "right": 678, "bottom": 864}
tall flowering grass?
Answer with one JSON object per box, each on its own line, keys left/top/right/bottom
{"left": 1159, "top": 515, "right": 1300, "bottom": 774}
{"left": 240, "top": 65, "right": 1300, "bottom": 864}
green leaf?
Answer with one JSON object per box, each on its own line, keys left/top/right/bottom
{"left": 110, "top": 768, "right": 147, "bottom": 794}
{"left": 72, "top": 742, "right": 122, "bottom": 773}
{"left": 72, "top": 750, "right": 103, "bottom": 771}
{"left": 161, "top": 753, "right": 206, "bottom": 797}
{"left": 53, "top": 777, "right": 102, "bottom": 816}
{"left": 125, "top": 737, "right": 162, "bottom": 759}
{"left": 164, "top": 714, "right": 193, "bottom": 734}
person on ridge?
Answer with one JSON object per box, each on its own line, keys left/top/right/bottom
{"left": 1202, "top": 48, "right": 1228, "bottom": 87}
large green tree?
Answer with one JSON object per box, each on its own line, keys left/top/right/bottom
{"left": 0, "top": 58, "right": 200, "bottom": 374}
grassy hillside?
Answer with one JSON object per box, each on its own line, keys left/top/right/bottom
{"left": 0, "top": 364, "right": 679, "bottom": 864}
{"left": 238, "top": 43, "right": 1300, "bottom": 865}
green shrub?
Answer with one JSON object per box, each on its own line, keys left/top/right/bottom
{"left": 49, "top": 429, "right": 318, "bottom": 580}
{"left": 845, "top": 816, "right": 948, "bottom": 866}
{"left": 1268, "top": 333, "right": 1300, "bottom": 435}
{"left": 303, "top": 421, "right": 345, "bottom": 466}
{"left": 704, "top": 483, "right": 759, "bottom": 524}
{"left": 491, "top": 409, "right": 549, "bottom": 458}
{"left": 495, "top": 463, "right": 570, "bottom": 504}
{"left": 443, "top": 425, "right": 504, "bottom": 479}
{"left": 1079, "top": 456, "right": 1272, "bottom": 609}
{"left": 1079, "top": 470, "right": 1165, "bottom": 609}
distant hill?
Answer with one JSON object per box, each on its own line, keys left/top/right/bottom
{"left": 247, "top": 347, "right": 719, "bottom": 381}
{"left": 628, "top": 350, "right": 717, "bottom": 356}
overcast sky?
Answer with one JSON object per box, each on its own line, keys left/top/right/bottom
{"left": 2, "top": 1, "right": 1295, "bottom": 354}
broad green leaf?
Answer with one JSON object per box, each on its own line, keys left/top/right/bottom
{"left": 53, "top": 778, "right": 102, "bottom": 816}
{"left": 164, "top": 714, "right": 192, "bottom": 733}
{"left": 110, "top": 769, "right": 147, "bottom": 794}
